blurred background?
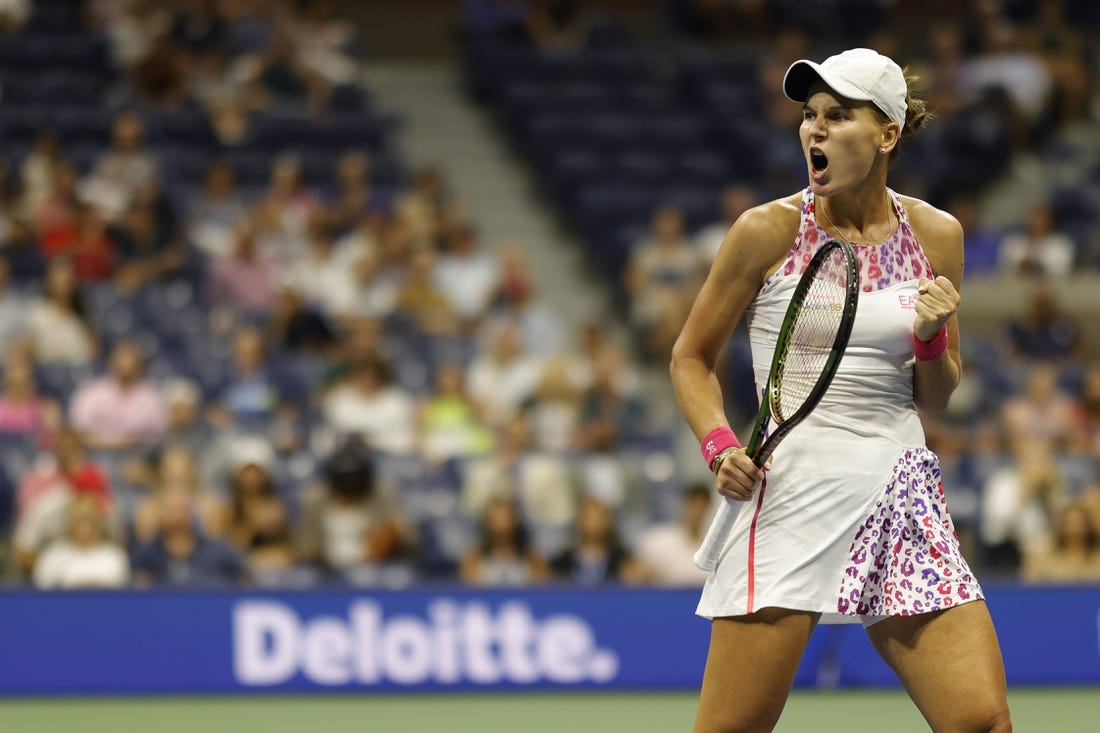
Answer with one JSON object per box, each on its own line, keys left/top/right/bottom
{"left": 0, "top": 0, "right": 1098, "bottom": 730}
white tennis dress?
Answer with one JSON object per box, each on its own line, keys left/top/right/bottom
{"left": 697, "top": 188, "right": 984, "bottom": 625}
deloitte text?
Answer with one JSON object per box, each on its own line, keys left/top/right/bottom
{"left": 234, "top": 599, "right": 620, "bottom": 687}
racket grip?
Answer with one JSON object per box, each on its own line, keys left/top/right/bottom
{"left": 693, "top": 498, "right": 739, "bottom": 572}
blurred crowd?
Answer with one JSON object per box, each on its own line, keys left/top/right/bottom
{"left": 0, "top": 0, "right": 1097, "bottom": 592}
{"left": 0, "top": 0, "right": 713, "bottom": 592}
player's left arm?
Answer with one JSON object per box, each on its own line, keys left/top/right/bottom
{"left": 906, "top": 198, "right": 964, "bottom": 415}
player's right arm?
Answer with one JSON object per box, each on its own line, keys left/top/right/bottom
{"left": 669, "top": 196, "right": 799, "bottom": 499}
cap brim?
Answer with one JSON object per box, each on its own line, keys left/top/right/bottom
{"left": 783, "top": 60, "right": 873, "bottom": 105}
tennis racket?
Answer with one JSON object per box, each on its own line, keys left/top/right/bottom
{"left": 693, "top": 238, "right": 860, "bottom": 572}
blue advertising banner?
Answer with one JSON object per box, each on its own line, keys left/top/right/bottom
{"left": 0, "top": 585, "right": 1096, "bottom": 695}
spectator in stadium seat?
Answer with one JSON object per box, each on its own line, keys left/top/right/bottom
{"left": 296, "top": 437, "right": 413, "bottom": 573}
{"left": 466, "top": 320, "right": 544, "bottom": 429}
{"left": 633, "top": 483, "right": 711, "bottom": 587}
{"left": 694, "top": 185, "right": 758, "bottom": 266}
{"left": 419, "top": 362, "right": 495, "bottom": 464}
{"left": 525, "top": 357, "right": 582, "bottom": 455}
{"left": 81, "top": 111, "right": 159, "bottom": 222}
{"left": 293, "top": 0, "right": 364, "bottom": 86}
{"left": 131, "top": 444, "right": 225, "bottom": 545}
{"left": 462, "top": 412, "right": 575, "bottom": 529}
{"left": 24, "top": 258, "right": 95, "bottom": 366}
{"left": 268, "top": 286, "right": 338, "bottom": 354}
{"left": 980, "top": 437, "right": 1064, "bottom": 572}
{"left": 337, "top": 244, "right": 399, "bottom": 322}
{"left": 207, "top": 219, "right": 284, "bottom": 316}
{"left": 19, "top": 132, "right": 62, "bottom": 221}
{"left": 219, "top": 436, "right": 296, "bottom": 574}
{"left": 131, "top": 483, "right": 248, "bottom": 587}
{"left": 461, "top": 496, "right": 550, "bottom": 587}
{"left": 257, "top": 154, "right": 318, "bottom": 250}
{"left": 39, "top": 202, "right": 117, "bottom": 283}
{"left": 322, "top": 353, "right": 416, "bottom": 455}
{"left": 1002, "top": 285, "right": 1082, "bottom": 362}
{"left": 1021, "top": 502, "right": 1100, "bottom": 584}
{"left": 11, "top": 428, "right": 113, "bottom": 577}
{"left": 489, "top": 247, "right": 568, "bottom": 357}
{"left": 998, "top": 203, "right": 1076, "bottom": 277}
{"left": 1000, "top": 363, "right": 1080, "bottom": 449}
{"left": 110, "top": 191, "right": 188, "bottom": 294}
{"left": 624, "top": 205, "right": 700, "bottom": 360}
{"left": 435, "top": 224, "right": 501, "bottom": 325}
{"left": 32, "top": 161, "right": 80, "bottom": 241}
{"left": 395, "top": 166, "right": 450, "bottom": 244}
{"left": 211, "top": 326, "right": 283, "bottom": 429}
{"left": 0, "top": 354, "right": 60, "bottom": 440}
{"left": 573, "top": 346, "right": 647, "bottom": 453}
{"left": 188, "top": 160, "right": 249, "bottom": 260}
{"left": 282, "top": 215, "right": 358, "bottom": 318}
{"left": 249, "top": 29, "right": 332, "bottom": 114}
{"left": 326, "top": 151, "right": 385, "bottom": 236}
{"left": 33, "top": 496, "right": 129, "bottom": 589}
{"left": 119, "top": 380, "right": 213, "bottom": 494}
{"left": 69, "top": 340, "right": 168, "bottom": 452}
{"left": 551, "top": 497, "right": 642, "bottom": 586}
{"left": 394, "top": 246, "right": 459, "bottom": 336}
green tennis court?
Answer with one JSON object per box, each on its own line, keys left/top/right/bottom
{"left": 2, "top": 689, "right": 1096, "bottom": 732}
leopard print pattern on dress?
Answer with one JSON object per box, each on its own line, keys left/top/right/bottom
{"left": 837, "top": 448, "right": 983, "bottom": 617}
{"left": 779, "top": 189, "right": 936, "bottom": 293}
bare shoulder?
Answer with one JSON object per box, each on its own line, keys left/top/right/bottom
{"left": 897, "top": 194, "right": 964, "bottom": 280}
{"left": 716, "top": 192, "right": 803, "bottom": 284}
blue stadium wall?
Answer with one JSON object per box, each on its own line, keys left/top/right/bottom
{"left": 0, "top": 585, "right": 1095, "bottom": 695}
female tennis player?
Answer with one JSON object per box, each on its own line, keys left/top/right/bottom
{"left": 670, "top": 49, "right": 1011, "bottom": 732}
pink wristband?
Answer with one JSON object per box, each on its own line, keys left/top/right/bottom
{"left": 701, "top": 426, "right": 741, "bottom": 470}
{"left": 913, "top": 326, "right": 948, "bottom": 361}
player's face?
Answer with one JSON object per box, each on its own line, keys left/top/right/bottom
{"left": 799, "top": 84, "right": 894, "bottom": 196}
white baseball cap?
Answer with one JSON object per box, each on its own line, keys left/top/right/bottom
{"left": 783, "top": 48, "right": 908, "bottom": 131}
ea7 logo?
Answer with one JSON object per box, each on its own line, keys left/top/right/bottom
{"left": 898, "top": 295, "right": 919, "bottom": 310}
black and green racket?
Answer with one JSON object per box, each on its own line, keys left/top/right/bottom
{"left": 694, "top": 238, "right": 860, "bottom": 571}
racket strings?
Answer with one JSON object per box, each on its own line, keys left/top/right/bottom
{"left": 773, "top": 251, "right": 852, "bottom": 422}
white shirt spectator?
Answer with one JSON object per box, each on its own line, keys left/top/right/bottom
{"left": 435, "top": 228, "right": 500, "bottom": 320}
{"left": 633, "top": 522, "right": 708, "bottom": 587}
{"left": 34, "top": 540, "right": 130, "bottom": 589}
{"left": 282, "top": 245, "right": 358, "bottom": 316}
{"left": 999, "top": 230, "right": 1075, "bottom": 277}
{"left": 323, "top": 384, "right": 416, "bottom": 455}
{"left": 980, "top": 465, "right": 1055, "bottom": 554}
{"left": 25, "top": 301, "right": 95, "bottom": 365}
{"left": 466, "top": 352, "right": 544, "bottom": 428}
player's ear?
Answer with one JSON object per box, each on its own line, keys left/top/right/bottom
{"left": 879, "top": 122, "right": 901, "bottom": 154}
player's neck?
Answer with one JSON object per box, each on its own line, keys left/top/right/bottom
{"left": 818, "top": 186, "right": 890, "bottom": 228}
{"left": 816, "top": 186, "right": 894, "bottom": 245}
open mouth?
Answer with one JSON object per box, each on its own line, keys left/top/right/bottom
{"left": 810, "top": 149, "right": 828, "bottom": 172}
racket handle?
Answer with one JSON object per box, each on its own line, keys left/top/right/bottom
{"left": 693, "top": 498, "right": 739, "bottom": 572}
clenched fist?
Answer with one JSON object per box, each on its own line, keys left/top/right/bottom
{"left": 913, "top": 276, "right": 960, "bottom": 342}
